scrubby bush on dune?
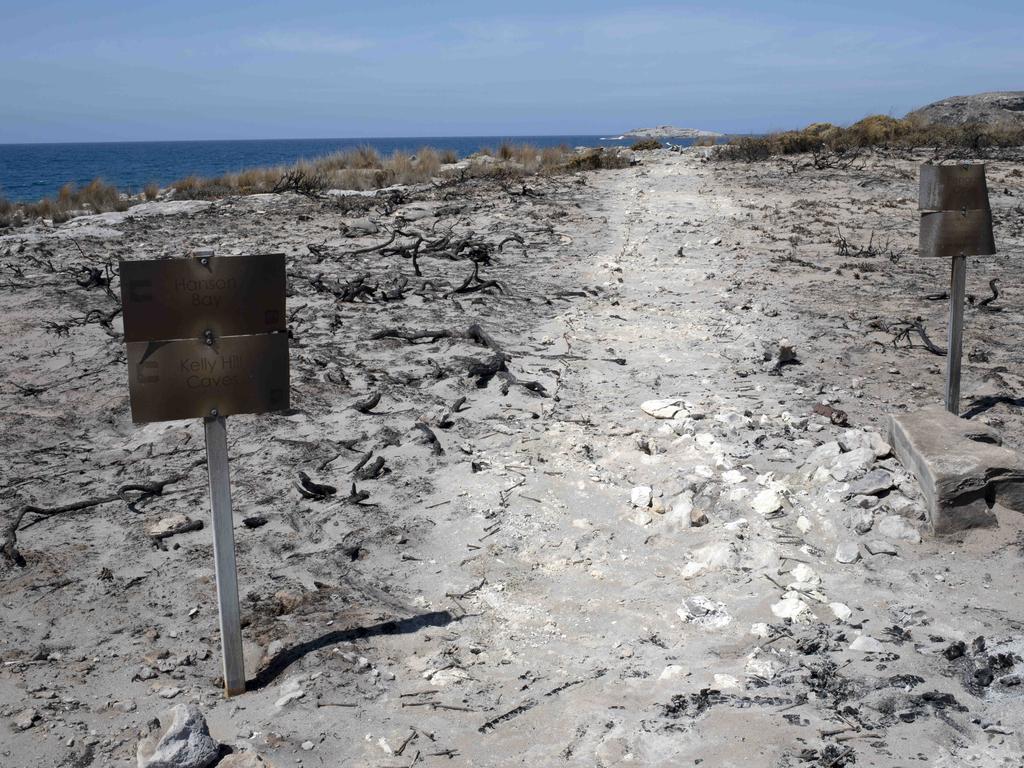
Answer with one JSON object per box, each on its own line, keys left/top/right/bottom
{"left": 630, "top": 139, "right": 662, "bottom": 151}
{"left": 715, "top": 115, "right": 1024, "bottom": 161}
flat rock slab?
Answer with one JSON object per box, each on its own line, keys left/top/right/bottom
{"left": 887, "top": 406, "right": 1024, "bottom": 534}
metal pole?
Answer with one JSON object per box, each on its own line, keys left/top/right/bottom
{"left": 203, "top": 414, "right": 246, "bottom": 696}
{"left": 945, "top": 253, "right": 967, "bottom": 414}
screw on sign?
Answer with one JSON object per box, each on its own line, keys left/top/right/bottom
{"left": 120, "top": 249, "right": 290, "bottom": 697}
{"left": 918, "top": 164, "right": 996, "bottom": 414}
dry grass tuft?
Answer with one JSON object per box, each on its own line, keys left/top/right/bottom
{"left": 0, "top": 178, "right": 129, "bottom": 226}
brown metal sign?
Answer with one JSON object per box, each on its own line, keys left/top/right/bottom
{"left": 126, "top": 333, "right": 289, "bottom": 423}
{"left": 919, "top": 164, "right": 990, "bottom": 212}
{"left": 920, "top": 209, "right": 996, "bottom": 258}
{"left": 120, "top": 254, "right": 286, "bottom": 342}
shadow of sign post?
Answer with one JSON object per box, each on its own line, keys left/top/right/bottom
{"left": 120, "top": 249, "right": 289, "bottom": 697}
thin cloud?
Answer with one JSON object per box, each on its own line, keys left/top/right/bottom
{"left": 244, "top": 31, "right": 372, "bottom": 55}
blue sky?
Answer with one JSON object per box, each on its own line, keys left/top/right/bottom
{"left": 1, "top": 1, "right": 1021, "bottom": 142}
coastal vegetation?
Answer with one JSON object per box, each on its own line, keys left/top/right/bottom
{"left": 714, "top": 114, "right": 1024, "bottom": 162}
{"left": 0, "top": 143, "right": 631, "bottom": 228}
{"left": 630, "top": 139, "right": 663, "bottom": 151}
{"left": 0, "top": 179, "right": 129, "bottom": 227}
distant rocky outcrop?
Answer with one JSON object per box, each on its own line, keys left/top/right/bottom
{"left": 620, "top": 125, "right": 723, "bottom": 139}
{"left": 906, "top": 91, "right": 1024, "bottom": 128}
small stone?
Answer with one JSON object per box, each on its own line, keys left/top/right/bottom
{"left": 884, "top": 492, "right": 920, "bottom": 517}
{"left": 145, "top": 514, "right": 199, "bottom": 539}
{"left": 301, "top": 741, "right": 315, "bottom": 751}
{"left": 722, "top": 469, "right": 745, "bottom": 484}
{"left": 771, "top": 595, "right": 811, "bottom": 622}
{"left": 829, "top": 447, "right": 875, "bottom": 482}
{"left": 242, "top": 516, "right": 268, "bottom": 529}
{"left": 659, "top": 664, "right": 688, "bottom": 681}
{"left": 835, "top": 541, "right": 860, "bottom": 564}
{"left": 851, "top": 494, "right": 879, "bottom": 509}
{"left": 848, "top": 469, "right": 894, "bottom": 497}
{"left": 158, "top": 687, "right": 182, "bottom": 699}
{"left": 865, "top": 539, "right": 898, "bottom": 556}
{"left": 274, "top": 676, "right": 306, "bottom": 708}
{"left": 640, "top": 398, "right": 685, "bottom": 419}
{"left": 751, "top": 488, "right": 783, "bottom": 516}
{"left": 853, "top": 509, "right": 874, "bottom": 535}
{"left": 877, "top": 515, "right": 922, "bottom": 543}
{"left": 137, "top": 703, "right": 220, "bottom": 768}
{"left": 14, "top": 708, "right": 39, "bottom": 731}
{"left": 135, "top": 665, "right": 158, "bottom": 681}
{"left": 830, "top": 602, "right": 853, "bottom": 622}
{"left": 630, "top": 486, "right": 653, "bottom": 508}
{"left": 217, "top": 753, "right": 276, "bottom": 768}
{"left": 677, "top": 596, "right": 731, "bottom": 629}
{"left": 849, "top": 635, "right": 885, "bottom": 653}
{"left": 713, "top": 673, "right": 742, "bottom": 690}
{"left": 805, "top": 441, "right": 841, "bottom": 468}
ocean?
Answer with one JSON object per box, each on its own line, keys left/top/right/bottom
{"left": 0, "top": 135, "right": 688, "bottom": 203}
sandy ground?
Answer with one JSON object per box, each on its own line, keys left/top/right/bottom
{"left": 2, "top": 149, "right": 1024, "bottom": 767}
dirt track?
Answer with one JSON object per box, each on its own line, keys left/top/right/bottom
{"left": 2, "top": 149, "right": 1024, "bottom": 767}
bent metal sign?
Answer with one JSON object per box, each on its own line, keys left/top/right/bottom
{"left": 120, "top": 253, "right": 289, "bottom": 423}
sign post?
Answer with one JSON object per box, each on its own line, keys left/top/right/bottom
{"left": 120, "top": 250, "right": 289, "bottom": 697}
{"left": 918, "top": 164, "right": 996, "bottom": 414}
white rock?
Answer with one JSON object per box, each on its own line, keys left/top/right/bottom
{"left": 137, "top": 704, "right": 220, "bottom": 768}
{"left": 274, "top": 676, "right": 306, "bottom": 708}
{"left": 771, "top": 595, "right": 812, "bottom": 623}
{"left": 745, "top": 651, "right": 781, "bottom": 681}
{"left": 677, "top": 596, "right": 731, "bottom": 629}
{"left": 680, "top": 542, "right": 737, "bottom": 579}
{"left": 849, "top": 635, "right": 885, "bottom": 653}
{"left": 839, "top": 429, "right": 891, "bottom": 459}
{"left": 722, "top": 469, "right": 746, "bottom": 484}
{"left": 750, "top": 622, "right": 771, "bottom": 639}
{"left": 630, "top": 486, "right": 653, "bottom": 508}
{"left": 796, "top": 515, "right": 812, "bottom": 533}
{"left": 751, "top": 489, "right": 783, "bottom": 516}
{"left": 14, "top": 708, "right": 38, "bottom": 731}
{"left": 217, "top": 754, "right": 275, "bottom": 768}
{"left": 789, "top": 563, "right": 820, "bottom": 586}
{"left": 145, "top": 514, "right": 196, "bottom": 539}
{"left": 659, "top": 664, "right": 689, "bottom": 681}
{"left": 427, "top": 668, "right": 470, "bottom": 687}
{"left": 810, "top": 466, "right": 833, "bottom": 485}
{"left": 805, "top": 441, "right": 841, "bottom": 468}
{"left": 877, "top": 515, "right": 922, "bottom": 543}
{"left": 834, "top": 541, "right": 860, "bottom": 564}
{"left": 829, "top": 447, "right": 875, "bottom": 482}
{"left": 713, "top": 673, "right": 741, "bottom": 690}
{"left": 640, "top": 399, "right": 685, "bottom": 419}
{"left": 829, "top": 602, "right": 853, "bottom": 622}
